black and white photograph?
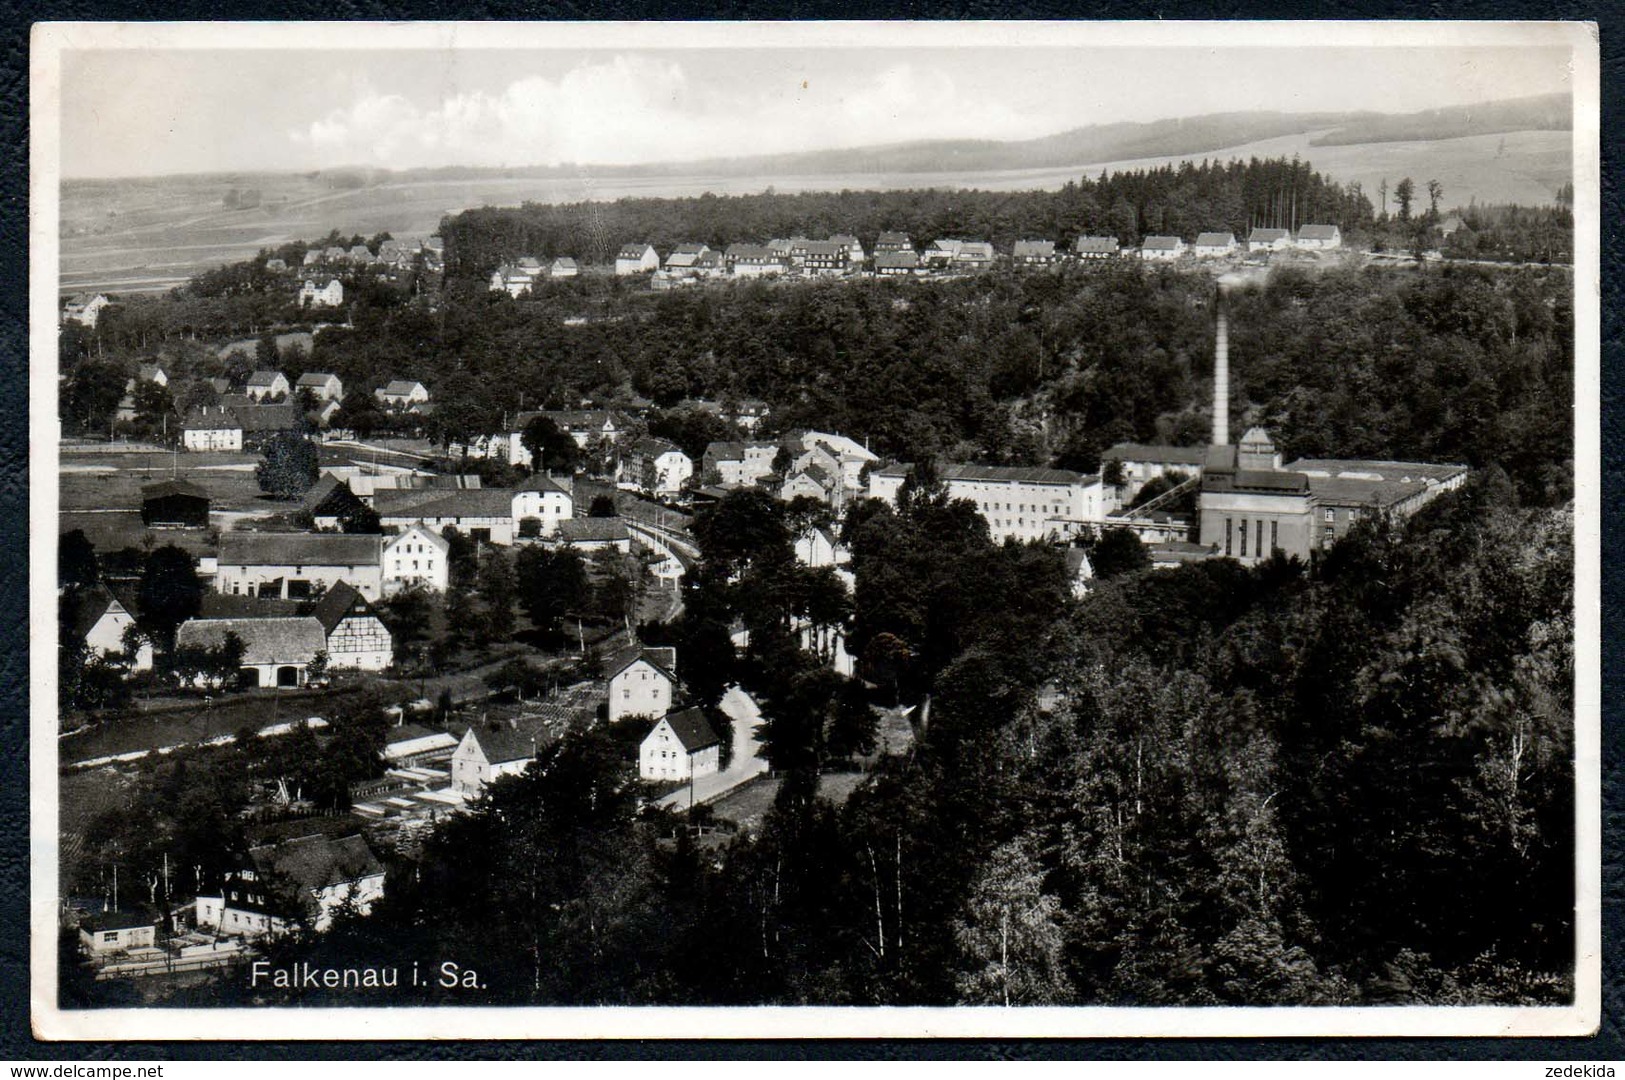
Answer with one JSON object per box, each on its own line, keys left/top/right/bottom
{"left": 30, "top": 20, "right": 1600, "bottom": 1040}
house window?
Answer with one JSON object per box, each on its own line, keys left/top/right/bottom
{"left": 1225, "top": 519, "right": 1233, "bottom": 556}
{"left": 1239, "top": 520, "right": 1248, "bottom": 557}
{"left": 1324, "top": 508, "right": 1335, "bottom": 522}
{"left": 102, "top": 931, "right": 119, "bottom": 943}
{"left": 1271, "top": 521, "right": 1279, "bottom": 551}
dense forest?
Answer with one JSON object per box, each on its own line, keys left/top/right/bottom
{"left": 169, "top": 465, "right": 1572, "bottom": 1009}
{"left": 441, "top": 157, "right": 1377, "bottom": 276}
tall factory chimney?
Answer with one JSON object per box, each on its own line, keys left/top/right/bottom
{"left": 1212, "top": 286, "right": 1230, "bottom": 447}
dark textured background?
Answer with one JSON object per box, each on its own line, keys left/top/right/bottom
{"left": 1, "top": 4, "right": 1616, "bottom": 1061}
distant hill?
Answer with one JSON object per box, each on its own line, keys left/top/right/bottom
{"left": 1308, "top": 92, "right": 1570, "bottom": 147}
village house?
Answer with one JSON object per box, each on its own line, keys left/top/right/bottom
{"left": 197, "top": 834, "right": 385, "bottom": 938}
{"left": 216, "top": 532, "right": 385, "bottom": 599}
{"left": 923, "top": 238, "right": 963, "bottom": 267}
{"left": 347, "top": 244, "right": 372, "bottom": 263}
{"left": 79, "top": 910, "right": 157, "bottom": 955}
{"left": 1139, "top": 236, "right": 1185, "bottom": 261}
{"left": 323, "top": 245, "right": 348, "bottom": 263}
{"left": 954, "top": 241, "right": 996, "bottom": 269}
{"left": 173, "top": 615, "right": 327, "bottom": 689}
{"left": 295, "top": 372, "right": 344, "bottom": 402}
{"left": 1012, "top": 239, "right": 1058, "bottom": 265}
{"left": 554, "top": 517, "right": 632, "bottom": 553}
{"left": 1295, "top": 224, "right": 1343, "bottom": 250}
{"left": 379, "top": 525, "right": 452, "bottom": 593}
{"left": 829, "top": 234, "right": 865, "bottom": 263}
{"left": 231, "top": 402, "right": 303, "bottom": 450}
{"left": 793, "top": 525, "right": 850, "bottom": 572}
{"left": 303, "top": 474, "right": 368, "bottom": 530}
{"left": 724, "top": 243, "right": 787, "bottom": 277}
{"left": 383, "top": 724, "right": 460, "bottom": 766}
{"left": 374, "top": 380, "right": 430, "bottom": 411}
{"left": 703, "top": 440, "right": 780, "bottom": 488}
{"left": 181, "top": 405, "right": 244, "bottom": 451}
{"left": 141, "top": 479, "right": 210, "bottom": 528}
{"left": 129, "top": 362, "right": 168, "bottom": 388}
{"left": 1247, "top": 227, "right": 1294, "bottom": 253}
{"left": 71, "top": 585, "right": 152, "bottom": 671}
{"left": 244, "top": 371, "right": 290, "bottom": 401}
{"left": 664, "top": 243, "right": 711, "bottom": 274}
{"left": 873, "top": 250, "right": 921, "bottom": 277}
{"left": 451, "top": 723, "right": 539, "bottom": 798}
{"left": 1193, "top": 231, "right": 1239, "bottom": 258}
{"left": 299, "top": 279, "right": 344, "bottom": 308}
{"left": 62, "top": 293, "right": 110, "bottom": 329}
{"left": 489, "top": 264, "right": 537, "bottom": 297}
{"left": 693, "top": 249, "right": 727, "bottom": 278}
{"left": 607, "top": 645, "right": 679, "bottom": 723}
{"left": 802, "top": 431, "right": 878, "bottom": 494}
{"left": 310, "top": 581, "right": 393, "bottom": 671}
{"left": 512, "top": 472, "right": 575, "bottom": 538}
{"left": 800, "top": 240, "right": 850, "bottom": 275}
{"left": 302, "top": 250, "right": 323, "bottom": 267}
{"left": 869, "top": 462, "right": 1105, "bottom": 543}
{"left": 550, "top": 256, "right": 579, "bottom": 278}
{"left": 629, "top": 438, "right": 693, "bottom": 498}
{"left": 1073, "top": 235, "right": 1121, "bottom": 259}
{"left": 615, "top": 243, "right": 660, "bottom": 275}
{"left": 639, "top": 707, "right": 721, "bottom": 783}
{"left": 376, "top": 488, "right": 517, "bottom": 546}
{"left": 874, "top": 231, "right": 913, "bottom": 254}
{"left": 731, "top": 399, "right": 771, "bottom": 433}
{"left": 504, "top": 409, "right": 623, "bottom": 463}
{"left": 781, "top": 463, "right": 839, "bottom": 506}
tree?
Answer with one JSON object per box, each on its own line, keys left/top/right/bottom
{"left": 1426, "top": 179, "right": 1443, "bottom": 221}
{"left": 953, "top": 840, "right": 1073, "bottom": 1005}
{"left": 477, "top": 547, "right": 518, "bottom": 641}
{"left": 255, "top": 432, "right": 319, "bottom": 498}
{"left": 59, "top": 529, "right": 98, "bottom": 589}
{"left": 588, "top": 495, "right": 617, "bottom": 518}
{"left": 136, "top": 544, "right": 202, "bottom": 652}
{"left": 515, "top": 546, "right": 588, "bottom": 637}
{"left": 1394, "top": 177, "right": 1415, "bottom": 222}
{"left": 521, "top": 415, "right": 581, "bottom": 474}
{"left": 1091, "top": 528, "right": 1150, "bottom": 579}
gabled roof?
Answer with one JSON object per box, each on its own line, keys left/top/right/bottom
{"left": 197, "top": 593, "right": 301, "bottom": 619}
{"left": 801, "top": 240, "right": 843, "bottom": 257}
{"left": 551, "top": 257, "right": 579, "bottom": 270}
{"left": 137, "top": 363, "right": 165, "bottom": 381}
{"left": 943, "top": 463, "right": 1090, "bottom": 486}
{"left": 249, "top": 834, "right": 382, "bottom": 893}
{"left": 873, "top": 251, "right": 919, "bottom": 269}
{"left": 218, "top": 531, "right": 381, "bottom": 568}
{"left": 379, "top": 379, "right": 426, "bottom": 396}
{"left": 608, "top": 644, "right": 678, "bottom": 683}
{"left": 617, "top": 243, "right": 655, "bottom": 259}
{"left": 956, "top": 241, "right": 995, "bottom": 259}
{"left": 246, "top": 370, "right": 286, "bottom": 388}
{"left": 296, "top": 372, "right": 340, "bottom": 387}
{"left": 309, "top": 581, "right": 378, "bottom": 635}
{"left": 81, "top": 909, "right": 155, "bottom": 933}
{"left": 876, "top": 231, "right": 911, "bottom": 244}
{"left": 1248, "top": 227, "right": 1292, "bottom": 242}
{"left": 234, "top": 403, "right": 302, "bottom": 433}
{"left": 659, "top": 706, "right": 720, "bottom": 753}
{"left": 1296, "top": 224, "right": 1341, "bottom": 240}
{"left": 1012, "top": 240, "right": 1056, "bottom": 257}
{"left": 632, "top": 437, "right": 685, "bottom": 459}
{"left": 464, "top": 724, "right": 539, "bottom": 767}
{"left": 1194, "top": 232, "right": 1235, "bottom": 247}
{"left": 1072, "top": 235, "right": 1120, "bottom": 253}
{"left": 141, "top": 479, "right": 209, "bottom": 501}
{"left": 516, "top": 472, "right": 572, "bottom": 495}
{"left": 71, "top": 584, "right": 128, "bottom": 641}
{"left": 174, "top": 616, "right": 327, "bottom": 665}
{"left": 704, "top": 440, "right": 747, "bottom": 461}
{"left": 1142, "top": 236, "right": 1183, "bottom": 250}
{"left": 725, "top": 243, "right": 780, "bottom": 261}
{"left": 374, "top": 488, "right": 516, "bottom": 520}
{"left": 557, "top": 517, "right": 630, "bottom": 543}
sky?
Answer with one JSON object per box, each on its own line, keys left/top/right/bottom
{"left": 56, "top": 35, "right": 1577, "bottom": 179}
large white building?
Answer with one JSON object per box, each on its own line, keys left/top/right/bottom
{"left": 868, "top": 462, "right": 1104, "bottom": 543}
{"left": 512, "top": 473, "right": 574, "bottom": 537}
{"left": 215, "top": 528, "right": 448, "bottom": 600}
{"left": 450, "top": 724, "right": 538, "bottom": 798}
{"left": 638, "top": 707, "right": 721, "bottom": 783}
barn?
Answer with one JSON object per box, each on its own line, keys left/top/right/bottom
{"left": 140, "top": 479, "right": 210, "bottom": 528}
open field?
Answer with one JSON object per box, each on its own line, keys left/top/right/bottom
{"left": 58, "top": 129, "right": 1571, "bottom": 296}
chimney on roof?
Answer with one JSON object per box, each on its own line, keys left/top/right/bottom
{"left": 1213, "top": 287, "right": 1231, "bottom": 447}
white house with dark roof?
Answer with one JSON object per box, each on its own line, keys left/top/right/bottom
{"left": 216, "top": 532, "right": 386, "bottom": 600}
{"left": 615, "top": 243, "right": 660, "bottom": 275}
{"left": 1295, "top": 224, "right": 1342, "bottom": 250}
{"left": 181, "top": 405, "right": 243, "bottom": 451}
{"left": 1139, "top": 236, "right": 1185, "bottom": 261}
{"left": 374, "top": 380, "right": 430, "bottom": 411}
{"left": 607, "top": 645, "right": 679, "bottom": 723}
{"left": 174, "top": 615, "right": 327, "bottom": 688}
{"left": 873, "top": 250, "right": 921, "bottom": 276}
{"left": 375, "top": 488, "right": 518, "bottom": 546}
{"left": 79, "top": 910, "right": 157, "bottom": 954}
{"left": 664, "top": 243, "right": 711, "bottom": 273}
{"left": 639, "top": 707, "right": 721, "bottom": 782}
{"left": 299, "top": 279, "right": 344, "bottom": 308}
{"left": 72, "top": 585, "right": 152, "bottom": 671}
{"left": 1072, "top": 236, "right": 1121, "bottom": 259}
{"left": 1247, "top": 227, "right": 1294, "bottom": 252}
{"left": 309, "top": 581, "right": 392, "bottom": 671}
{"left": 724, "top": 243, "right": 787, "bottom": 277}
{"left": 1103, "top": 442, "right": 1209, "bottom": 502}
{"left": 512, "top": 473, "right": 574, "bottom": 537}
{"left": 555, "top": 517, "right": 631, "bottom": 553}
{"left": 197, "top": 833, "right": 385, "bottom": 937}
{"left": 381, "top": 525, "right": 451, "bottom": 593}
{"left": 550, "top": 257, "right": 579, "bottom": 278}
{"left": 1193, "top": 232, "right": 1238, "bottom": 257}
{"left": 829, "top": 234, "right": 865, "bottom": 262}
{"left": 451, "top": 723, "right": 540, "bottom": 797}
{"left": 295, "top": 372, "right": 344, "bottom": 402}
{"left": 1012, "top": 239, "right": 1058, "bottom": 264}
{"left": 629, "top": 438, "right": 693, "bottom": 498}
{"left": 874, "top": 231, "right": 913, "bottom": 253}
{"left": 244, "top": 371, "right": 290, "bottom": 401}
{"left": 505, "top": 409, "right": 624, "bottom": 463}
{"left": 62, "top": 293, "right": 110, "bottom": 329}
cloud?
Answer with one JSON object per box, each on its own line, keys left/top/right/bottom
{"left": 289, "top": 55, "right": 1056, "bottom": 169}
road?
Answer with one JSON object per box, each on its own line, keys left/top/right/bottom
{"left": 655, "top": 685, "right": 770, "bottom": 811}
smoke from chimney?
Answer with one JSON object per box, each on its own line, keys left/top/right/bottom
{"left": 1212, "top": 289, "right": 1230, "bottom": 447}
